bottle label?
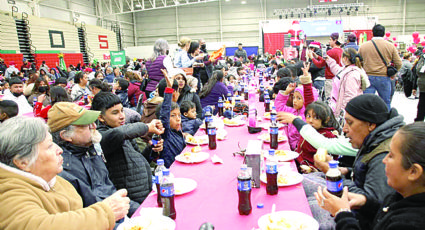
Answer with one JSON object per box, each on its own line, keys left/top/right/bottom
{"left": 155, "top": 174, "right": 162, "bottom": 184}
{"left": 271, "top": 114, "right": 277, "bottom": 121}
{"left": 270, "top": 127, "right": 278, "bottom": 134}
{"left": 266, "top": 164, "right": 277, "bottom": 174}
{"left": 152, "top": 139, "right": 159, "bottom": 146}
{"left": 160, "top": 185, "right": 174, "bottom": 197}
{"left": 238, "top": 180, "right": 251, "bottom": 191}
{"left": 265, "top": 98, "right": 270, "bottom": 103}
{"left": 326, "top": 179, "right": 343, "bottom": 193}
{"left": 152, "top": 175, "right": 156, "bottom": 184}
{"left": 208, "top": 128, "right": 216, "bottom": 135}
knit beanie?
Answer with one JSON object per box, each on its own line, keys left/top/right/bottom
{"left": 345, "top": 94, "right": 389, "bottom": 124}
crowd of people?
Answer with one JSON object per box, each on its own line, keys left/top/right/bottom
{"left": 1, "top": 23, "right": 425, "bottom": 230}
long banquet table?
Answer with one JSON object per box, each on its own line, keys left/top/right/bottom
{"left": 133, "top": 94, "right": 312, "bottom": 229}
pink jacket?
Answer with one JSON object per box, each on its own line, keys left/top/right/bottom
{"left": 326, "top": 57, "right": 364, "bottom": 116}
{"left": 275, "top": 83, "right": 315, "bottom": 150}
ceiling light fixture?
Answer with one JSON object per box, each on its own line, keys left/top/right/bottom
{"left": 241, "top": 0, "right": 246, "bottom": 4}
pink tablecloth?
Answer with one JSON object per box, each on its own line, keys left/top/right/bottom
{"left": 133, "top": 95, "right": 312, "bottom": 229}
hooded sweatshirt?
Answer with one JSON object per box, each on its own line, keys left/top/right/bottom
{"left": 274, "top": 82, "right": 317, "bottom": 150}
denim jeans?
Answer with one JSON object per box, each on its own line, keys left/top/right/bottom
{"left": 363, "top": 75, "right": 391, "bottom": 111}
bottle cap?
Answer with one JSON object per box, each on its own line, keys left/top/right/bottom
{"left": 219, "top": 97, "right": 222, "bottom": 100}
{"left": 257, "top": 203, "right": 264, "bottom": 208}
{"left": 162, "top": 169, "right": 170, "bottom": 176}
{"left": 157, "top": 159, "right": 164, "bottom": 165}
{"left": 329, "top": 160, "right": 339, "bottom": 168}
{"left": 268, "top": 149, "right": 275, "bottom": 156}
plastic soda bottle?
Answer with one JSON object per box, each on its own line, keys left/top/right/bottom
{"left": 237, "top": 164, "right": 252, "bottom": 215}
{"left": 266, "top": 149, "right": 278, "bottom": 195}
{"left": 270, "top": 122, "right": 278, "bottom": 149}
{"left": 270, "top": 106, "right": 277, "bottom": 123}
{"left": 217, "top": 97, "right": 224, "bottom": 117}
{"left": 154, "top": 159, "right": 166, "bottom": 207}
{"left": 160, "top": 169, "right": 176, "bottom": 219}
{"left": 204, "top": 108, "right": 212, "bottom": 134}
{"left": 264, "top": 94, "right": 271, "bottom": 112}
{"left": 326, "top": 161, "right": 343, "bottom": 197}
{"left": 207, "top": 121, "right": 217, "bottom": 150}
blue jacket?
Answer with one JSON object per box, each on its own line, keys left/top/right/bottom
{"left": 345, "top": 42, "right": 359, "bottom": 51}
{"left": 116, "top": 89, "right": 130, "bottom": 108}
{"left": 181, "top": 115, "right": 203, "bottom": 136}
{"left": 105, "top": 73, "right": 115, "bottom": 83}
{"left": 58, "top": 142, "right": 139, "bottom": 215}
{"left": 160, "top": 88, "right": 186, "bottom": 168}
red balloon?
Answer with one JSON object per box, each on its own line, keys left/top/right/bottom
{"left": 392, "top": 37, "right": 397, "bottom": 41}
{"left": 412, "top": 32, "right": 420, "bottom": 39}
{"left": 414, "top": 38, "right": 421, "bottom": 44}
{"left": 385, "top": 32, "right": 391, "bottom": 37}
{"left": 394, "top": 43, "right": 398, "bottom": 47}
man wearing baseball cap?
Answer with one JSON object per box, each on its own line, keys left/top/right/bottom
{"left": 48, "top": 102, "right": 141, "bottom": 216}
{"left": 345, "top": 33, "right": 359, "bottom": 51}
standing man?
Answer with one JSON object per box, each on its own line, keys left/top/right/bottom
{"left": 198, "top": 39, "right": 215, "bottom": 88}
{"left": 2, "top": 77, "right": 32, "bottom": 115}
{"left": 345, "top": 33, "right": 359, "bottom": 51}
{"left": 234, "top": 43, "right": 248, "bottom": 62}
{"left": 310, "top": 32, "right": 344, "bottom": 100}
{"left": 359, "top": 24, "right": 402, "bottom": 110}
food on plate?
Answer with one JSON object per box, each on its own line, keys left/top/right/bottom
{"left": 181, "top": 152, "right": 193, "bottom": 161}
{"left": 259, "top": 133, "right": 287, "bottom": 142}
{"left": 263, "top": 112, "right": 271, "bottom": 119}
{"left": 314, "top": 148, "right": 328, "bottom": 162}
{"left": 274, "top": 150, "right": 288, "bottom": 156}
{"left": 185, "top": 135, "right": 208, "bottom": 144}
{"left": 300, "top": 165, "right": 312, "bottom": 174}
{"left": 191, "top": 146, "right": 202, "bottom": 153}
{"left": 266, "top": 215, "right": 307, "bottom": 230}
{"left": 223, "top": 118, "right": 240, "bottom": 125}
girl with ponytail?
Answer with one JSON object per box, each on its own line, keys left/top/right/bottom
{"left": 325, "top": 48, "right": 369, "bottom": 116}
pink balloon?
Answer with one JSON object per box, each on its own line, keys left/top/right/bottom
{"left": 385, "top": 32, "right": 391, "bottom": 37}
{"left": 392, "top": 37, "right": 397, "bottom": 41}
{"left": 384, "top": 37, "right": 389, "bottom": 41}
{"left": 408, "top": 46, "right": 417, "bottom": 53}
{"left": 421, "top": 41, "right": 425, "bottom": 47}
{"left": 394, "top": 43, "right": 398, "bottom": 47}
{"left": 412, "top": 31, "right": 420, "bottom": 39}
{"left": 414, "top": 38, "right": 421, "bottom": 44}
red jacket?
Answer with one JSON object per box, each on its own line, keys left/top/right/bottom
{"left": 312, "top": 47, "right": 343, "bottom": 79}
{"left": 34, "top": 102, "right": 51, "bottom": 120}
{"left": 296, "top": 127, "right": 337, "bottom": 168}
{"left": 127, "top": 81, "right": 146, "bottom": 107}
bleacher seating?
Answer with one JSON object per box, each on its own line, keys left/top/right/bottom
{"left": 85, "top": 24, "right": 119, "bottom": 63}
{"left": 0, "top": 53, "right": 24, "bottom": 68}
{"left": 27, "top": 15, "right": 80, "bottom": 53}
{"left": 35, "top": 53, "right": 83, "bottom": 70}
{"left": 0, "top": 12, "right": 21, "bottom": 54}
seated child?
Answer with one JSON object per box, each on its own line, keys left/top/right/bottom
{"left": 180, "top": 100, "right": 203, "bottom": 136}
{"left": 0, "top": 100, "right": 18, "bottom": 122}
{"left": 114, "top": 78, "right": 130, "bottom": 108}
{"left": 295, "top": 101, "right": 339, "bottom": 173}
{"left": 155, "top": 69, "right": 187, "bottom": 168}
{"left": 275, "top": 63, "right": 317, "bottom": 150}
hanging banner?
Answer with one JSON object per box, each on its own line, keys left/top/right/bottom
{"left": 110, "top": 51, "right": 125, "bottom": 67}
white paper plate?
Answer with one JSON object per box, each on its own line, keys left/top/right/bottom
{"left": 185, "top": 135, "right": 209, "bottom": 145}
{"left": 200, "top": 117, "right": 225, "bottom": 130}
{"left": 260, "top": 171, "right": 303, "bottom": 186}
{"left": 263, "top": 150, "right": 299, "bottom": 162}
{"left": 175, "top": 152, "right": 209, "bottom": 163}
{"left": 117, "top": 216, "right": 175, "bottom": 230}
{"left": 153, "top": 178, "right": 197, "bottom": 195}
{"left": 223, "top": 119, "right": 245, "bottom": 127}
{"left": 258, "top": 211, "right": 319, "bottom": 230}
{"left": 257, "top": 133, "right": 287, "bottom": 143}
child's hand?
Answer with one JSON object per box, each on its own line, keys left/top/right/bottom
{"left": 148, "top": 119, "right": 164, "bottom": 134}
{"left": 37, "top": 94, "right": 46, "bottom": 103}
{"left": 284, "top": 83, "right": 296, "bottom": 95}
{"left": 276, "top": 112, "right": 296, "bottom": 124}
{"left": 150, "top": 139, "right": 164, "bottom": 152}
{"left": 301, "top": 62, "right": 311, "bottom": 76}
{"left": 161, "top": 69, "right": 174, "bottom": 88}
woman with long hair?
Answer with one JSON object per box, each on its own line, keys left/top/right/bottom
{"left": 34, "top": 86, "right": 70, "bottom": 120}
{"left": 199, "top": 70, "right": 228, "bottom": 111}
{"left": 144, "top": 39, "right": 173, "bottom": 96}
{"left": 320, "top": 48, "right": 368, "bottom": 116}
{"left": 28, "top": 77, "right": 50, "bottom": 106}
